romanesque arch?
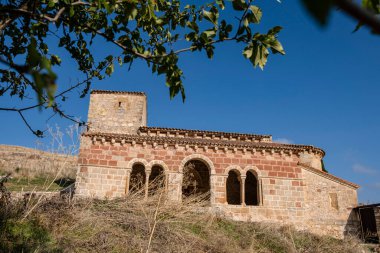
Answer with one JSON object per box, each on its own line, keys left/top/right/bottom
{"left": 223, "top": 165, "right": 244, "bottom": 176}
{"left": 179, "top": 154, "right": 216, "bottom": 175}
{"left": 243, "top": 166, "right": 260, "bottom": 206}
{"left": 147, "top": 160, "right": 168, "bottom": 194}
{"left": 148, "top": 165, "right": 165, "bottom": 195}
{"left": 226, "top": 169, "right": 241, "bottom": 205}
{"left": 129, "top": 163, "right": 146, "bottom": 194}
{"left": 180, "top": 155, "right": 213, "bottom": 201}
{"left": 243, "top": 165, "right": 262, "bottom": 177}
{"left": 147, "top": 160, "right": 169, "bottom": 173}
{"left": 127, "top": 158, "right": 149, "bottom": 170}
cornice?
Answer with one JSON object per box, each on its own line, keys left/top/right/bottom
{"left": 82, "top": 131, "right": 325, "bottom": 157}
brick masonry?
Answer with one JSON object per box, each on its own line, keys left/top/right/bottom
{"left": 75, "top": 90, "right": 360, "bottom": 238}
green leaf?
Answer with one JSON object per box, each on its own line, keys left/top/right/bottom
{"left": 232, "top": 0, "right": 247, "bottom": 11}
{"left": 270, "top": 40, "right": 285, "bottom": 55}
{"left": 216, "top": 0, "right": 225, "bottom": 10}
{"left": 243, "top": 45, "right": 253, "bottom": 58}
{"left": 186, "top": 21, "right": 199, "bottom": 33}
{"left": 27, "top": 37, "right": 40, "bottom": 68}
{"left": 243, "top": 18, "right": 249, "bottom": 27}
{"left": 206, "top": 46, "right": 214, "bottom": 59}
{"left": 105, "top": 63, "right": 114, "bottom": 76}
{"left": 69, "top": 7, "right": 75, "bottom": 18}
{"left": 203, "top": 9, "right": 218, "bottom": 25}
{"left": 48, "top": 0, "right": 58, "bottom": 7}
{"left": 268, "top": 26, "right": 282, "bottom": 35}
{"left": 249, "top": 5, "right": 262, "bottom": 24}
{"left": 203, "top": 29, "right": 216, "bottom": 38}
{"left": 300, "top": 0, "right": 333, "bottom": 26}
{"left": 51, "top": 55, "right": 61, "bottom": 66}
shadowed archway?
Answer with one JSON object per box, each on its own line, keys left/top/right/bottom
{"left": 226, "top": 170, "right": 241, "bottom": 205}
{"left": 182, "top": 160, "right": 210, "bottom": 201}
{"left": 245, "top": 170, "right": 259, "bottom": 206}
{"left": 129, "top": 163, "right": 146, "bottom": 194}
{"left": 148, "top": 165, "right": 165, "bottom": 195}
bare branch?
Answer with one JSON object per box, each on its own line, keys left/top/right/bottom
{"left": 18, "top": 111, "right": 43, "bottom": 137}
{"left": 43, "top": 7, "right": 66, "bottom": 22}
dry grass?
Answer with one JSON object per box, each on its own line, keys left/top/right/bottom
{"left": 0, "top": 124, "right": 80, "bottom": 178}
{"left": 0, "top": 184, "right": 370, "bottom": 253}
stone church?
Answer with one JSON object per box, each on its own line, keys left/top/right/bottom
{"left": 76, "top": 90, "right": 359, "bottom": 238}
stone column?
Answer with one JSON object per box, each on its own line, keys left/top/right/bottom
{"left": 125, "top": 169, "right": 131, "bottom": 196}
{"left": 241, "top": 176, "right": 246, "bottom": 206}
{"left": 165, "top": 173, "right": 169, "bottom": 193}
{"left": 210, "top": 174, "right": 216, "bottom": 205}
{"left": 144, "top": 170, "right": 151, "bottom": 200}
{"left": 259, "top": 179, "right": 263, "bottom": 206}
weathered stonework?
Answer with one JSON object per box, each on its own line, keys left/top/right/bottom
{"left": 76, "top": 90, "right": 360, "bottom": 238}
{"left": 376, "top": 207, "right": 380, "bottom": 240}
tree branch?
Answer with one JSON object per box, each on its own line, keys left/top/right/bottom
{"left": 18, "top": 111, "right": 43, "bottom": 137}
{"left": 334, "top": 0, "right": 380, "bottom": 33}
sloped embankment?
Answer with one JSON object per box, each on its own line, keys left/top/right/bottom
{"left": 0, "top": 192, "right": 372, "bottom": 253}
{"left": 0, "top": 144, "right": 77, "bottom": 178}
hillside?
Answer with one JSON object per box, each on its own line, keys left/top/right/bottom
{"left": 0, "top": 144, "right": 77, "bottom": 177}
{"left": 0, "top": 144, "right": 77, "bottom": 191}
{"left": 0, "top": 193, "right": 373, "bottom": 253}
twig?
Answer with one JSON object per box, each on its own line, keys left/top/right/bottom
{"left": 146, "top": 190, "right": 163, "bottom": 253}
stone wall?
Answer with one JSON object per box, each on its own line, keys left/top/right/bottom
{"left": 87, "top": 91, "right": 147, "bottom": 134}
{"left": 0, "top": 144, "right": 77, "bottom": 177}
{"left": 76, "top": 90, "right": 359, "bottom": 239}
{"left": 75, "top": 136, "right": 358, "bottom": 238}
{"left": 76, "top": 137, "right": 303, "bottom": 201}
{"left": 302, "top": 169, "right": 359, "bottom": 238}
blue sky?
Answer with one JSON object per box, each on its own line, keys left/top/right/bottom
{"left": 0, "top": 1, "right": 379, "bottom": 203}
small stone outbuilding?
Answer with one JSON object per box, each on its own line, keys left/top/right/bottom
{"left": 76, "top": 90, "right": 360, "bottom": 238}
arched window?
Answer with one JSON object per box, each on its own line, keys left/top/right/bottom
{"left": 182, "top": 160, "right": 210, "bottom": 200}
{"left": 226, "top": 170, "right": 241, "bottom": 205}
{"left": 245, "top": 171, "right": 259, "bottom": 206}
{"left": 129, "top": 163, "right": 146, "bottom": 194}
{"left": 148, "top": 165, "right": 165, "bottom": 195}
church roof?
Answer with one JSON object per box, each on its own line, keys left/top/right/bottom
{"left": 91, "top": 90, "right": 146, "bottom": 96}
{"left": 139, "top": 126, "right": 272, "bottom": 142}
{"left": 83, "top": 131, "right": 325, "bottom": 157}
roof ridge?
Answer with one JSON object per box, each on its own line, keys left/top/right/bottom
{"left": 91, "top": 90, "right": 146, "bottom": 95}
{"left": 139, "top": 126, "right": 271, "bottom": 138}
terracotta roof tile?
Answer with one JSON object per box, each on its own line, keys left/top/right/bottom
{"left": 83, "top": 131, "right": 325, "bottom": 156}
{"left": 139, "top": 126, "right": 271, "bottom": 139}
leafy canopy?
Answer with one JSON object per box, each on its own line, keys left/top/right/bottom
{"left": 0, "top": 0, "right": 284, "bottom": 136}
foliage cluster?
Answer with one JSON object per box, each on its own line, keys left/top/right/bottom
{"left": 0, "top": 0, "right": 284, "bottom": 136}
